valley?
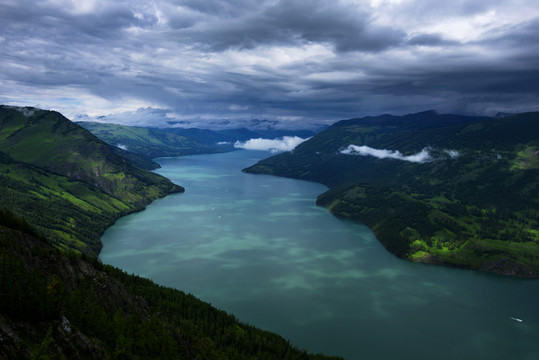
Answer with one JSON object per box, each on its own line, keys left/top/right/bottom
{"left": 1, "top": 105, "right": 538, "bottom": 359}
{"left": 0, "top": 105, "right": 340, "bottom": 359}
{"left": 3, "top": 1, "right": 538, "bottom": 359}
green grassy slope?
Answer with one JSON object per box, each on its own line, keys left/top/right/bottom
{"left": 245, "top": 111, "right": 539, "bottom": 277}
{"left": 0, "top": 107, "right": 182, "bottom": 203}
{"left": 77, "top": 121, "right": 231, "bottom": 158}
{"left": 0, "top": 106, "right": 183, "bottom": 255}
{"left": 0, "top": 152, "right": 130, "bottom": 254}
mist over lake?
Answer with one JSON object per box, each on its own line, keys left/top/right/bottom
{"left": 100, "top": 150, "right": 539, "bottom": 360}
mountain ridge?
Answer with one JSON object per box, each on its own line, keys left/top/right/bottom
{"left": 77, "top": 121, "right": 318, "bottom": 160}
{"left": 244, "top": 110, "right": 539, "bottom": 277}
{"left": 0, "top": 105, "right": 183, "bottom": 255}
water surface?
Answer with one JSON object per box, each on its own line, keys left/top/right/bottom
{"left": 101, "top": 150, "right": 539, "bottom": 360}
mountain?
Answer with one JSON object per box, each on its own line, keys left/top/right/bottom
{"left": 77, "top": 121, "right": 318, "bottom": 159}
{"left": 209, "top": 127, "right": 317, "bottom": 143}
{"left": 76, "top": 122, "right": 231, "bottom": 158}
{"left": 160, "top": 127, "right": 237, "bottom": 146}
{"left": 244, "top": 111, "right": 539, "bottom": 277}
{"left": 165, "top": 126, "right": 316, "bottom": 144}
{"left": 0, "top": 106, "right": 183, "bottom": 255}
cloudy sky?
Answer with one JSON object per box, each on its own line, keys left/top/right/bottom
{"left": 1, "top": 0, "right": 539, "bottom": 129}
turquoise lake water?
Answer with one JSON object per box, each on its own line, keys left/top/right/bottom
{"left": 100, "top": 150, "right": 539, "bottom": 360}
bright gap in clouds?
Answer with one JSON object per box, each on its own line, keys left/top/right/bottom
{"left": 234, "top": 136, "right": 309, "bottom": 153}
{"left": 341, "top": 145, "right": 434, "bottom": 163}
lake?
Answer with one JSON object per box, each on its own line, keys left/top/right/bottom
{"left": 100, "top": 150, "right": 539, "bottom": 360}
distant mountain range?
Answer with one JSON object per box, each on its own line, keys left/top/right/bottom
{"left": 244, "top": 110, "right": 539, "bottom": 277}
{"left": 77, "top": 121, "right": 317, "bottom": 162}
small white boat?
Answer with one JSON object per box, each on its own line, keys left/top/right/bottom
{"left": 510, "top": 317, "right": 523, "bottom": 323}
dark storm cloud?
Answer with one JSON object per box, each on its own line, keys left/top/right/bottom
{"left": 0, "top": 0, "right": 154, "bottom": 42}
{"left": 481, "top": 18, "right": 539, "bottom": 49}
{"left": 1, "top": 0, "right": 538, "bottom": 127}
{"left": 180, "top": 0, "right": 260, "bottom": 17}
{"left": 407, "top": 33, "right": 459, "bottom": 46}
{"left": 178, "top": 0, "right": 404, "bottom": 52}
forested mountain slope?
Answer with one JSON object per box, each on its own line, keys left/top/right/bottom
{"left": 0, "top": 106, "right": 183, "bottom": 255}
{"left": 245, "top": 111, "right": 539, "bottom": 277}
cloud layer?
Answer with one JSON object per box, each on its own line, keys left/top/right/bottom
{"left": 341, "top": 145, "right": 434, "bottom": 163}
{"left": 234, "top": 136, "right": 308, "bottom": 153}
{"left": 1, "top": 0, "right": 539, "bottom": 127}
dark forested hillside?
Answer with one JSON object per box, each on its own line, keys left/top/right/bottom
{"left": 245, "top": 111, "right": 539, "bottom": 277}
{"left": 0, "top": 214, "right": 342, "bottom": 360}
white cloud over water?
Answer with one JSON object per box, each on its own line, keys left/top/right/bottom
{"left": 234, "top": 136, "right": 309, "bottom": 153}
{"left": 340, "top": 145, "right": 433, "bottom": 163}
